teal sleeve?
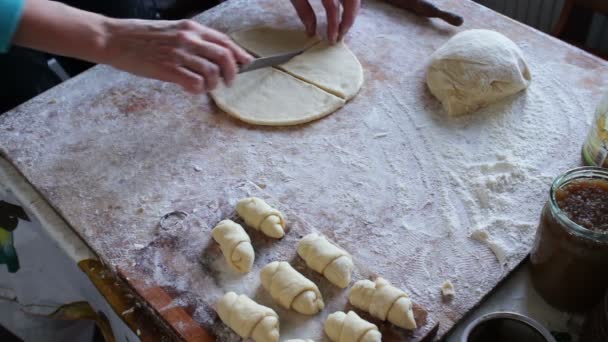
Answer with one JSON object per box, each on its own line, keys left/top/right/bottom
{"left": 0, "top": 0, "right": 25, "bottom": 53}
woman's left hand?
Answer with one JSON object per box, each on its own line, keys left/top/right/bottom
{"left": 290, "top": 0, "right": 360, "bottom": 43}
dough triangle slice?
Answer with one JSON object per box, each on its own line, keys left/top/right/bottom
{"left": 279, "top": 40, "right": 364, "bottom": 100}
{"left": 231, "top": 27, "right": 321, "bottom": 57}
{"left": 210, "top": 68, "right": 345, "bottom": 126}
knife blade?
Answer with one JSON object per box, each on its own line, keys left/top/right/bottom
{"left": 238, "top": 50, "right": 304, "bottom": 74}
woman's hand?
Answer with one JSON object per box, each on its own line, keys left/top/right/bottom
{"left": 290, "top": 0, "right": 360, "bottom": 43}
{"left": 103, "top": 19, "right": 253, "bottom": 93}
{"left": 13, "top": 1, "right": 253, "bottom": 93}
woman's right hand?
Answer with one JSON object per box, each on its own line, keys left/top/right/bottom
{"left": 102, "top": 19, "right": 254, "bottom": 93}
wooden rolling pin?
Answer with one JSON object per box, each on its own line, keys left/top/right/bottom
{"left": 383, "top": 0, "right": 464, "bottom": 26}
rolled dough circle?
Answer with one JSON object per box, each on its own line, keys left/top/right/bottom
{"left": 210, "top": 28, "right": 364, "bottom": 126}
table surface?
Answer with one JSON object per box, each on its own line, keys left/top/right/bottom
{"left": 1, "top": 0, "right": 607, "bottom": 340}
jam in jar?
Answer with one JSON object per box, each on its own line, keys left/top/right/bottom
{"left": 530, "top": 167, "right": 608, "bottom": 312}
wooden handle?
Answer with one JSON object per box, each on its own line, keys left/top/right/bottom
{"left": 434, "top": 8, "right": 464, "bottom": 26}
{"left": 384, "top": 0, "right": 464, "bottom": 26}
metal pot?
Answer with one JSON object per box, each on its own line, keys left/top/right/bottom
{"left": 461, "top": 312, "right": 556, "bottom": 342}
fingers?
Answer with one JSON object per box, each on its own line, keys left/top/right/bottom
{"left": 194, "top": 39, "right": 238, "bottom": 86}
{"left": 198, "top": 27, "right": 253, "bottom": 64}
{"left": 322, "top": 0, "right": 340, "bottom": 43}
{"left": 338, "top": 0, "right": 360, "bottom": 40}
{"left": 291, "top": 0, "right": 317, "bottom": 36}
{"left": 175, "top": 49, "right": 220, "bottom": 91}
{"left": 175, "top": 67, "right": 206, "bottom": 93}
{"left": 173, "top": 21, "right": 243, "bottom": 87}
{"left": 151, "top": 64, "right": 205, "bottom": 93}
{"left": 292, "top": 0, "right": 359, "bottom": 43}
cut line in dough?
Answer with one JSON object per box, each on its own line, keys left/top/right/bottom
{"left": 279, "top": 40, "right": 364, "bottom": 100}
{"left": 211, "top": 67, "right": 345, "bottom": 126}
{"left": 210, "top": 27, "right": 363, "bottom": 126}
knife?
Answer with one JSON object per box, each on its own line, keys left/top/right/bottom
{"left": 238, "top": 50, "right": 304, "bottom": 74}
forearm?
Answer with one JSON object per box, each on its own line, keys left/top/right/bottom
{"left": 7, "top": 0, "right": 252, "bottom": 93}
{"left": 12, "top": 0, "right": 111, "bottom": 63}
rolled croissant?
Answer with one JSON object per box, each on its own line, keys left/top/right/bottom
{"left": 217, "top": 292, "right": 280, "bottom": 342}
{"left": 297, "top": 233, "right": 354, "bottom": 288}
{"left": 212, "top": 220, "right": 254, "bottom": 273}
{"left": 324, "top": 311, "right": 382, "bottom": 342}
{"left": 349, "top": 277, "right": 416, "bottom": 330}
{"left": 261, "top": 261, "right": 324, "bottom": 315}
{"left": 236, "top": 197, "right": 286, "bottom": 238}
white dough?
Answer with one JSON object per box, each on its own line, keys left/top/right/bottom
{"left": 324, "top": 311, "right": 382, "bottom": 342}
{"left": 280, "top": 40, "right": 364, "bottom": 100}
{"left": 426, "top": 29, "right": 531, "bottom": 116}
{"left": 260, "top": 261, "right": 324, "bottom": 315}
{"left": 211, "top": 68, "right": 345, "bottom": 126}
{"left": 236, "top": 197, "right": 286, "bottom": 238}
{"left": 470, "top": 228, "right": 507, "bottom": 266}
{"left": 349, "top": 277, "right": 417, "bottom": 330}
{"left": 211, "top": 28, "right": 363, "bottom": 126}
{"left": 230, "top": 27, "right": 320, "bottom": 57}
{"left": 297, "top": 233, "right": 354, "bottom": 288}
{"left": 441, "top": 280, "right": 455, "bottom": 300}
{"left": 211, "top": 220, "right": 254, "bottom": 273}
{"left": 217, "top": 292, "right": 279, "bottom": 342}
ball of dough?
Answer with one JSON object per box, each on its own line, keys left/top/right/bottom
{"left": 426, "top": 29, "right": 531, "bottom": 116}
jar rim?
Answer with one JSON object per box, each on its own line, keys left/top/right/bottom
{"left": 550, "top": 166, "right": 608, "bottom": 241}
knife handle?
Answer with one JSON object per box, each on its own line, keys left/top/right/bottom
{"left": 384, "top": 0, "right": 464, "bottom": 27}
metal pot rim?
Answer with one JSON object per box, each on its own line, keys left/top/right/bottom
{"left": 461, "top": 311, "right": 556, "bottom": 342}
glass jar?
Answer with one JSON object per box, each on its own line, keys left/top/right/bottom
{"left": 582, "top": 91, "right": 608, "bottom": 168}
{"left": 529, "top": 167, "right": 608, "bottom": 312}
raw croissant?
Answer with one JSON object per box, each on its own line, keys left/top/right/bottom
{"left": 297, "top": 233, "right": 353, "bottom": 288}
{"left": 260, "top": 261, "right": 324, "bottom": 315}
{"left": 285, "top": 340, "right": 314, "bottom": 342}
{"left": 236, "top": 197, "right": 285, "bottom": 238}
{"left": 212, "top": 220, "right": 254, "bottom": 273}
{"left": 349, "top": 277, "right": 416, "bottom": 330}
{"left": 217, "top": 292, "right": 280, "bottom": 342}
{"left": 324, "top": 311, "right": 382, "bottom": 342}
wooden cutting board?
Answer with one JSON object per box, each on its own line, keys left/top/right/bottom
{"left": 1, "top": 0, "right": 607, "bottom": 340}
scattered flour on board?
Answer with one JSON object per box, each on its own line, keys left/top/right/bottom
{"left": 435, "top": 60, "right": 584, "bottom": 271}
